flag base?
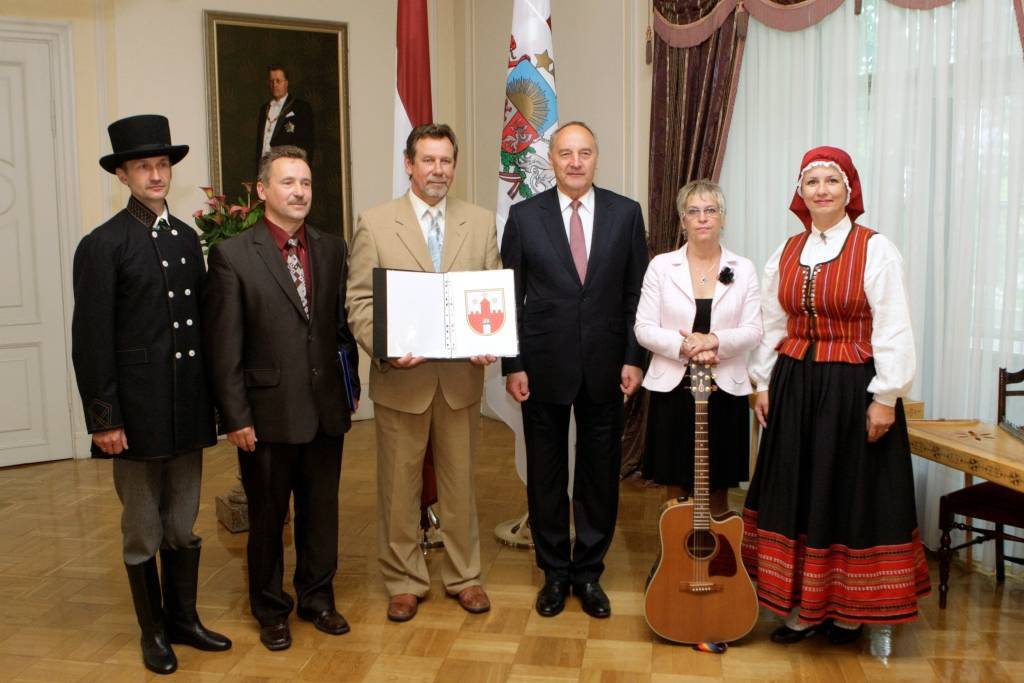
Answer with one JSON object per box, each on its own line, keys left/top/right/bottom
{"left": 419, "top": 504, "right": 444, "bottom": 552}
{"left": 494, "top": 512, "right": 534, "bottom": 549}
{"left": 494, "top": 513, "right": 577, "bottom": 550}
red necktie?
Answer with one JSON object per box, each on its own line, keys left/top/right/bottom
{"left": 569, "top": 200, "right": 587, "bottom": 283}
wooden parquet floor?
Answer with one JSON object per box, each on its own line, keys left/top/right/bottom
{"left": 1, "top": 417, "right": 1022, "bottom": 682}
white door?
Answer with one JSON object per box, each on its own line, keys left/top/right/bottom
{"left": 0, "top": 34, "right": 74, "bottom": 466}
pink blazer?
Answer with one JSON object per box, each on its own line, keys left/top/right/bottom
{"left": 635, "top": 244, "right": 762, "bottom": 396}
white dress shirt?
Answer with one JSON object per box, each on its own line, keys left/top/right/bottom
{"left": 152, "top": 207, "right": 169, "bottom": 228}
{"left": 557, "top": 187, "right": 595, "bottom": 257}
{"left": 750, "top": 215, "right": 915, "bottom": 406}
{"left": 261, "top": 95, "right": 288, "bottom": 155}
{"left": 408, "top": 192, "right": 446, "bottom": 244}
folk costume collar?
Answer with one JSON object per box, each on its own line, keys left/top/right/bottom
{"left": 126, "top": 195, "right": 169, "bottom": 228}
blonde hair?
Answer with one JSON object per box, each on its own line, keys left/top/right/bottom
{"left": 675, "top": 179, "right": 726, "bottom": 218}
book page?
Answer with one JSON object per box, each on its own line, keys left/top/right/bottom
{"left": 446, "top": 269, "right": 519, "bottom": 358}
{"left": 384, "top": 270, "right": 449, "bottom": 358}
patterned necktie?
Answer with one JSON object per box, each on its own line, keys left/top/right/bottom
{"left": 156, "top": 218, "right": 170, "bottom": 231}
{"left": 569, "top": 200, "right": 587, "bottom": 282}
{"left": 426, "top": 209, "right": 443, "bottom": 272}
{"left": 285, "top": 238, "right": 309, "bottom": 316}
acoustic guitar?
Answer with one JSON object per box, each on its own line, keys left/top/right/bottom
{"left": 643, "top": 362, "right": 758, "bottom": 644}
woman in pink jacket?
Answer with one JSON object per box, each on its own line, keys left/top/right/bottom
{"left": 634, "top": 180, "right": 763, "bottom": 514}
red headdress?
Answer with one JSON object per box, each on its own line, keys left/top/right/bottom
{"left": 788, "top": 146, "right": 864, "bottom": 230}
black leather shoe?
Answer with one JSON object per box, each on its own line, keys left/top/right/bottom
{"left": 827, "top": 623, "right": 864, "bottom": 645}
{"left": 259, "top": 622, "right": 292, "bottom": 651}
{"left": 535, "top": 579, "right": 570, "bottom": 617}
{"left": 298, "top": 607, "right": 350, "bottom": 635}
{"left": 573, "top": 582, "right": 611, "bottom": 619}
{"left": 770, "top": 620, "right": 829, "bottom": 644}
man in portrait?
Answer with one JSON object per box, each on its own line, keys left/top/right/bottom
{"left": 255, "top": 64, "right": 315, "bottom": 168}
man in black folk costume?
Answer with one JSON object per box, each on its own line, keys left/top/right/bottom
{"left": 72, "top": 115, "right": 232, "bottom": 675}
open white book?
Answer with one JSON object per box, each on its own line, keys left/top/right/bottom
{"left": 372, "top": 268, "right": 519, "bottom": 359}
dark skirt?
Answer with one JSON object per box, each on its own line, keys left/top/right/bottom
{"left": 643, "top": 375, "right": 750, "bottom": 491}
{"left": 741, "top": 355, "right": 931, "bottom": 624}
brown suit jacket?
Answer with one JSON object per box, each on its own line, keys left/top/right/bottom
{"left": 347, "top": 195, "right": 500, "bottom": 414}
{"left": 204, "top": 220, "right": 359, "bottom": 443}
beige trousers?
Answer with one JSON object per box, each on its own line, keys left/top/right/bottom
{"left": 374, "top": 389, "right": 482, "bottom": 597}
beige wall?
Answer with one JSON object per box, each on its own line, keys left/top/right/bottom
{"left": 3, "top": 0, "right": 116, "bottom": 232}
{"left": 2, "top": 0, "right": 652, "bottom": 232}
{"left": 451, "top": 0, "right": 652, "bottom": 219}
{"left": 2, "top": 0, "right": 653, "bottom": 427}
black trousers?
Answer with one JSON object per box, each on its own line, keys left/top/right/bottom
{"left": 522, "top": 390, "right": 623, "bottom": 585}
{"left": 238, "top": 432, "right": 343, "bottom": 626}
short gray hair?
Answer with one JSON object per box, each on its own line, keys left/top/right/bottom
{"left": 676, "top": 179, "right": 726, "bottom": 219}
{"left": 257, "top": 145, "right": 308, "bottom": 184}
{"left": 550, "top": 120, "right": 599, "bottom": 151}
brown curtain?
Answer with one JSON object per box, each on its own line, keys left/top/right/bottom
{"left": 621, "top": 0, "right": 749, "bottom": 477}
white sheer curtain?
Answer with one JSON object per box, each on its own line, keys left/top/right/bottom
{"left": 719, "top": 0, "right": 868, "bottom": 269}
{"left": 720, "top": 0, "right": 1024, "bottom": 572}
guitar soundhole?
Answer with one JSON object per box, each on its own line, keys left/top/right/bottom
{"left": 685, "top": 530, "right": 718, "bottom": 560}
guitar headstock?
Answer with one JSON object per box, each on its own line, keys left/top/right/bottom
{"left": 689, "top": 362, "right": 717, "bottom": 402}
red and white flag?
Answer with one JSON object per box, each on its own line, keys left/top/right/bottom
{"left": 393, "top": 0, "right": 432, "bottom": 198}
{"left": 486, "top": 0, "right": 559, "bottom": 484}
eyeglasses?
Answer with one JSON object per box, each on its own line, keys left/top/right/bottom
{"left": 684, "top": 207, "right": 720, "bottom": 218}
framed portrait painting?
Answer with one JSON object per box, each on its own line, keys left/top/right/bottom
{"left": 204, "top": 11, "right": 352, "bottom": 237}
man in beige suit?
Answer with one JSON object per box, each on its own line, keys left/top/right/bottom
{"left": 348, "top": 123, "right": 500, "bottom": 622}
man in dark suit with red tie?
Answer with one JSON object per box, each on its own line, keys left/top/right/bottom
{"left": 204, "top": 145, "right": 358, "bottom": 651}
{"left": 501, "top": 121, "right": 648, "bottom": 619}
{"left": 255, "top": 65, "right": 315, "bottom": 167}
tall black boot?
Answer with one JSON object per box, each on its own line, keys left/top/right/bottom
{"left": 124, "top": 559, "right": 177, "bottom": 675}
{"left": 160, "top": 547, "right": 232, "bottom": 651}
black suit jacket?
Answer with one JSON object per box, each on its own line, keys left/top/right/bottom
{"left": 501, "top": 186, "right": 648, "bottom": 404}
{"left": 204, "top": 220, "right": 359, "bottom": 444}
{"left": 255, "top": 95, "right": 315, "bottom": 166}
{"left": 71, "top": 200, "right": 216, "bottom": 459}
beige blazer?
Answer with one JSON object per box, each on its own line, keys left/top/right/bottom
{"left": 347, "top": 194, "right": 501, "bottom": 414}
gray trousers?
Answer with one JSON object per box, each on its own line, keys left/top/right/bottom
{"left": 112, "top": 450, "right": 202, "bottom": 565}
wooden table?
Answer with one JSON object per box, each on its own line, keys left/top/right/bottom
{"left": 907, "top": 419, "right": 1024, "bottom": 493}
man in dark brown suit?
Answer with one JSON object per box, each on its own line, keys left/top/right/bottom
{"left": 204, "top": 145, "right": 359, "bottom": 652}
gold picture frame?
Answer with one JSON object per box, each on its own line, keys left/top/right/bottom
{"left": 204, "top": 11, "right": 352, "bottom": 237}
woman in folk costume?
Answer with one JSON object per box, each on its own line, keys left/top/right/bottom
{"left": 742, "top": 146, "right": 930, "bottom": 645}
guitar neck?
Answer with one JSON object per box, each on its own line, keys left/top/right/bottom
{"left": 693, "top": 399, "right": 710, "bottom": 530}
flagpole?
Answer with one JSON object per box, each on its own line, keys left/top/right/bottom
{"left": 489, "top": 0, "right": 570, "bottom": 549}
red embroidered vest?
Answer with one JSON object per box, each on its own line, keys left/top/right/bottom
{"left": 776, "top": 224, "right": 875, "bottom": 363}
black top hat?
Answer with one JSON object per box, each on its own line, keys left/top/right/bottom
{"left": 99, "top": 114, "right": 189, "bottom": 173}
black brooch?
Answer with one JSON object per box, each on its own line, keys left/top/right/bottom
{"left": 718, "top": 267, "right": 734, "bottom": 284}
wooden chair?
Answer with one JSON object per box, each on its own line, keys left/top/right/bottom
{"left": 938, "top": 368, "right": 1024, "bottom": 608}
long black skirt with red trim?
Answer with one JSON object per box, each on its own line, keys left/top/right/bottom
{"left": 741, "top": 355, "right": 931, "bottom": 625}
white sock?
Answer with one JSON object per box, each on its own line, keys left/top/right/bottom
{"left": 832, "top": 619, "right": 861, "bottom": 630}
{"left": 784, "top": 611, "right": 812, "bottom": 631}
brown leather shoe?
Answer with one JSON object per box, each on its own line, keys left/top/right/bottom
{"left": 387, "top": 594, "right": 419, "bottom": 622}
{"left": 451, "top": 585, "right": 491, "bottom": 614}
